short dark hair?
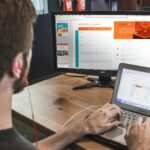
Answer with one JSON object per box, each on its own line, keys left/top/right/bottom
{"left": 0, "top": 0, "right": 37, "bottom": 80}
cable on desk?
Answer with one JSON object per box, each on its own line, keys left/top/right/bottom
{"left": 62, "top": 105, "right": 102, "bottom": 128}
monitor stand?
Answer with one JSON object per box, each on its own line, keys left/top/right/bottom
{"left": 73, "top": 76, "right": 115, "bottom": 90}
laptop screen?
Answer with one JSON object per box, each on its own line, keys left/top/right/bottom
{"left": 116, "top": 68, "right": 150, "bottom": 110}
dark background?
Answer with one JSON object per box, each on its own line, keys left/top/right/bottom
{"left": 28, "top": 14, "right": 55, "bottom": 82}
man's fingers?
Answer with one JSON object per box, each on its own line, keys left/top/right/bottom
{"left": 107, "top": 120, "right": 121, "bottom": 129}
{"left": 107, "top": 108, "right": 122, "bottom": 119}
{"left": 97, "top": 104, "right": 122, "bottom": 118}
{"left": 136, "top": 117, "right": 143, "bottom": 125}
{"left": 102, "top": 104, "right": 121, "bottom": 112}
{"left": 95, "top": 103, "right": 111, "bottom": 113}
{"left": 143, "top": 117, "right": 150, "bottom": 127}
{"left": 107, "top": 104, "right": 120, "bottom": 111}
{"left": 106, "top": 104, "right": 122, "bottom": 117}
{"left": 101, "top": 103, "right": 111, "bottom": 109}
{"left": 126, "top": 123, "right": 132, "bottom": 136}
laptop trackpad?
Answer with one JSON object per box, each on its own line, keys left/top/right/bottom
{"left": 101, "top": 127, "right": 126, "bottom": 145}
{"left": 103, "top": 127, "right": 124, "bottom": 138}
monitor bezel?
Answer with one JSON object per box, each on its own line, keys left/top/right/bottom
{"left": 51, "top": 11, "right": 150, "bottom": 76}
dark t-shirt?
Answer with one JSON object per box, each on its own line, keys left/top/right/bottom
{"left": 0, "top": 128, "right": 37, "bottom": 150}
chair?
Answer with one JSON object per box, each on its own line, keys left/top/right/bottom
{"left": 118, "top": 0, "right": 137, "bottom": 11}
{"left": 140, "top": 0, "right": 150, "bottom": 11}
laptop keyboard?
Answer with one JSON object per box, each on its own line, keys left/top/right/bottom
{"left": 120, "top": 109, "right": 147, "bottom": 127}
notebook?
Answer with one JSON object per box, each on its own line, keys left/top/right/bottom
{"left": 89, "top": 63, "right": 150, "bottom": 150}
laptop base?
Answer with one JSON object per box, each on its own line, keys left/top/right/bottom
{"left": 87, "top": 134, "right": 127, "bottom": 150}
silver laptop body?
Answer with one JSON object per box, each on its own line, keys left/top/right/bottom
{"left": 99, "top": 63, "right": 150, "bottom": 148}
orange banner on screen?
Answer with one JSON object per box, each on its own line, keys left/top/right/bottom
{"left": 114, "top": 21, "right": 150, "bottom": 39}
{"left": 79, "top": 27, "right": 112, "bottom": 31}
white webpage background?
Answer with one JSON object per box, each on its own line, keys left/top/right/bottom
{"left": 117, "top": 69, "right": 150, "bottom": 109}
{"left": 56, "top": 15, "right": 150, "bottom": 69}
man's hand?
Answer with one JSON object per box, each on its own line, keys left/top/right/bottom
{"left": 83, "top": 103, "right": 122, "bottom": 135}
{"left": 36, "top": 103, "right": 122, "bottom": 150}
{"left": 125, "top": 117, "right": 150, "bottom": 150}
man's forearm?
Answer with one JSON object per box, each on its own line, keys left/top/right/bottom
{"left": 36, "top": 103, "right": 121, "bottom": 150}
{"left": 37, "top": 122, "right": 88, "bottom": 150}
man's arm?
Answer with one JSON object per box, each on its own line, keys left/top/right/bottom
{"left": 35, "top": 122, "right": 86, "bottom": 150}
{"left": 35, "top": 103, "right": 122, "bottom": 150}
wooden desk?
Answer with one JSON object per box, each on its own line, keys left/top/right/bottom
{"left": 12, "top": 75, "right": 113, "bottom": 150}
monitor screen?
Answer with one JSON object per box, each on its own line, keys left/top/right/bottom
{"left": 53, "top": 12, "right": 150, "bottom": 72}
{"left": 116, "top": 68, "right": 150, "bottom": 110}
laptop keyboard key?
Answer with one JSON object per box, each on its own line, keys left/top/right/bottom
{"left": 120, "top": 109, "right": 148, "bottom": 127}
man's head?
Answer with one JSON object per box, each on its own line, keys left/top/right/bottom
{"left": 0, "top": 0, "right": 37, "bottom": 93}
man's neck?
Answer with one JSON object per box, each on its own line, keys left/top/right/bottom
{"left": 0, "top": 76, "right": 13, "bottom": 130}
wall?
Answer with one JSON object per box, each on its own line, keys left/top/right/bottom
{"left": 48, "top": 0, "right": 91, "bottom": 11}
{"left": 28, "top": 0, "right": 59, "bottom": 82}
{"left": 28, "top": 14, "right": 55, "bottom": 82}
{"left": 91, "top": 0, "right": 117, "bottom": 11}
{"left": 48, "top": 0, "right": 60, "bottom": 11}
{"left": 118, "top": 0, "right": 137, "bottom": 11}
{"left": 32, "top": 0, "right": 48, "bottom": 14}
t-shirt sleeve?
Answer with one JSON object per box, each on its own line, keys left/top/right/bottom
{"left": 0, "top": 128, "right": 37, "bottom": 150}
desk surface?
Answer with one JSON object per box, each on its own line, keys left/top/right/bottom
{"left": 12, "top": 75, "right": 113, "bottom": 150}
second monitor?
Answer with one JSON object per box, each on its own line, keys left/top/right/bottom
{"left": 52, "top": 12, "right": 150, "bottom": 89}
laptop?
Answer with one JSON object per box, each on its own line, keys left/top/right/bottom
{"left": 89, "top": 63, "right": 150, "bottom": 150}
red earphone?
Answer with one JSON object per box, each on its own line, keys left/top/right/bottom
{"left": 17, "top": 63, "right": 29, "bottom": 86}
{"left": 17, "top": 63, "right": 38, "bottom": 147}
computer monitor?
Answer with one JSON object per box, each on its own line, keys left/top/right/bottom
{"left": 51, "top": 12, "right": 150, "bottom": 89}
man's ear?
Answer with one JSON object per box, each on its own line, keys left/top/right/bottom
{"left": 12, "top": 53, "right": 24, "bottom": 79}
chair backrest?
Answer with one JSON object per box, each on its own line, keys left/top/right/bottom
{"left": 140, "top": 0, "right": 150, "bottom": 11}
{"left": 141, "top": 0, "right": 150, "bottom": 6}
{"left": 118, "top": 0, "right": 137, "bottom": 11}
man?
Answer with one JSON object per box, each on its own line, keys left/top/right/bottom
{"left": 125, "top": 117, "right": 150, "bottom": 150}
{"left": 0, "top": 0, "right": 150, "bottom": 150}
